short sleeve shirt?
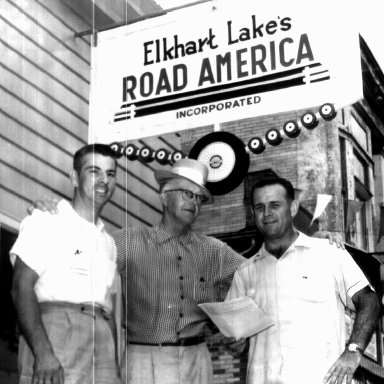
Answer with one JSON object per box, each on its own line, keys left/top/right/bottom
{"left": 10, "top": 200, "right": 117, "bottom": 311}
{"left": 113, "top": 223, "right": 245, "bottom": 343}
{"left": 226, "top": 232, "right": 370, "bottom": 384}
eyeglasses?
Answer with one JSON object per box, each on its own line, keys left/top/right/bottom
{"left": 164, "top": 189, "right": 208, "bottom": 204}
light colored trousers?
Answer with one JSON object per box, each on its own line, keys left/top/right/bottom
{"left": 121, "top": 342, "right": 213, "bottom": 384}
{"left": 18, "top": 302, "right": 122, "bottom": 384}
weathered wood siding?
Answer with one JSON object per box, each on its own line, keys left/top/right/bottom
{"left": 0, "top": 0, "right": 177, "bottom": 232}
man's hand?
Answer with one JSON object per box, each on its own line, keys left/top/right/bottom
{"left": 323, "top": 349, "right": 361, "bottom": 384}
{"left": 314, "top": 231, "right": 345, "bottom": 250}
{"left": 220, "top": 336, "right": 247, "bottom": 354}
{"left": 33, "top": 351, "right": 64, "bottom": 384}
{"left": 27, "top": 196, "right": 60, "bottom": 215}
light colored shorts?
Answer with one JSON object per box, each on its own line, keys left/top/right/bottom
{"left": 18, "top": 302, "right": 122, "bottom": 384}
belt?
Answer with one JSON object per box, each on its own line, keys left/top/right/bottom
{"left": 128, "top": 336, "right": 206, "bottom": 347}
{"left": 39, "top": 301, "right": 111, "bottom": 319}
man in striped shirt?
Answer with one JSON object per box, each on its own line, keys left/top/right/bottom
{"left": 114, "top": 159, "right": 246, "bottom": 384}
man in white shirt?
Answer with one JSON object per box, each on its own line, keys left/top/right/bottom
{"left": 10, "top": 144, "right": 122, "bottom": 384}
{"left": 226, "top": 176, "right": 379, "bottom": 384}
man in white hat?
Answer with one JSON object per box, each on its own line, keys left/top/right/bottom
{"left": 113, "top": 158, "right": 246, "bottom": 384}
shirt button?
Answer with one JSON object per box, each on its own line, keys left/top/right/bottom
{"left": 179, "top": 276, "right": 183, "bottom": 280}
{"left": 177, "top": 331, "right": 180, "bottom": 336}
{"left": 181, "top": 295, "right": 184, "bottom": 300}
{"left": 178, "top": 256, "right": 182, "bottom": 261}
{"left": 179, "top": 313, "right": 183, "bottom": 318}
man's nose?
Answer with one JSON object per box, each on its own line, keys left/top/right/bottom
{"left": 98, "top": 172, "right": 108, "bottom": 184}
{"left": 188, "top": 196, "right": 199, "bottom": 207}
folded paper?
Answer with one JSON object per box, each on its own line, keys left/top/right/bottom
{"left": 199, "top": 296, "right": 274, "bottom": 340}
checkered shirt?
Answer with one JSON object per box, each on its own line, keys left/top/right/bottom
{"left": 113, "top": 224, "right": 245, "bottom": 343}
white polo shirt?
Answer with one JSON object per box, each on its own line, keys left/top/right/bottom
{"left": 10, "top": 200, "right": 117, "bottom": 311}
{"left": 226, "top": 232, "right": 370, "bottom": 384}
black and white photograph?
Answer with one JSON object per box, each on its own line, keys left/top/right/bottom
{"left": 1, "top": 0, "right": 384, "bottom": 383}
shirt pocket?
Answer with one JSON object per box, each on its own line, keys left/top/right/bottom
{"left": 194, "top": 278, "right": 217, "bottom": 303}
{"left": 294, "top": 270, "right": 327, "bottom": 303}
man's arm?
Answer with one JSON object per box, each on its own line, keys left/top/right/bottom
{"left": 349, "top": 286, "right": 380, "bottom": 350}
{"left": 216, "top": 243, "right": 246, "bottom": 299}
{"left": 324, "top": 286, "right": 379, "bottom": 384}
{"left": 12, "top": 256, "right": 64, "bottom": 384}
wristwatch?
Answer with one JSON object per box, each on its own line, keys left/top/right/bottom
{"left": 347, "top": 343, "right": 363, "bottom": 354}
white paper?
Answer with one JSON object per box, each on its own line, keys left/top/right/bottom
{"left": 311, "top": 194, "right": 333, "bottom": 225}
{"left": 199, "top": 297, "right": 274, "bottom": 340}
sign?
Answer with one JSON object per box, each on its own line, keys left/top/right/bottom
{"left": 89, "top": 0, "right": 362, "bottom": 143}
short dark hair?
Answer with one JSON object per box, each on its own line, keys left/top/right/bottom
{"left": 251, "top": 177, "right": 295, "bottom": 207}
{"left": 73, "top": 144, "right": 118, "bottom": 173}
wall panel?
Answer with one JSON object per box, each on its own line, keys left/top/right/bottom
{"left": 0, "top": 0, "right": 177, "bottom": 232}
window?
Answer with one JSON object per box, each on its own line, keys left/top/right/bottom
{"left": 353, "top": 195, "right": 368, "bottom": 249}
{"left": 343, "top": 148, "right": 372, "bottom": 249}
{"left": 350, "top": 114, "right": 369, "bottom": 152}
{"left": 354, "top": 152, "right": 369, "bottom": 186}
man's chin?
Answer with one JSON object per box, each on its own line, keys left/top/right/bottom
{"left": 180, "top": 214, "right": 196, "bottom": 226}
{"left": 93, "top": 195, "right": 109, "bottom": 207}
{"left": 262, "top": 229, "right": 279, "bottom": 238}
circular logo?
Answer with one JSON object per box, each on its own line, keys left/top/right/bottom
{"left": 188, "top": 131, "right": 250, "bottom": 195}
{"left": 210, "top": 155, "right": 223, "bottom": 169}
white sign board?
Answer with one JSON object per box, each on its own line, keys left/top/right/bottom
{"left": 89, "top": 0, "right": 362, "bottom": 143}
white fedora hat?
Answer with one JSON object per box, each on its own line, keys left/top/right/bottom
{"left": 154, "top": 158, "right": 213, "bottom": 204}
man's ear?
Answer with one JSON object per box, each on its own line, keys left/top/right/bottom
{"left": 290, "top": 199, "right": 299, "bottom": 218}
{"left": 70, "top": 170, "right": 79, "bottom": 188}
{"left": 159, "top": 191, "right": 168, "bottom": 207}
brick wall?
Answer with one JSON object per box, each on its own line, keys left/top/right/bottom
{"left": 183, "top": 107, "right": 344, "bottom": 236}
{"left": 208, "top": 334, "right": 247, "bottom": 384}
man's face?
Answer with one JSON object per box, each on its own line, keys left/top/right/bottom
{"left": 252, "top": 184, "right": 296, "bottom": 239}
{"left": 162, "top": 179, "right": 203, "bottom": 228}
{"left": 74, "top": 153, "right": 117, "bottom": 208}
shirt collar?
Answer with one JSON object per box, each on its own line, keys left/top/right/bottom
{"left": 152, "top": 222, "right": 193, "bottom": 245}
{"left": 57, "top": 199, "right": 105, "bottom": 231}
{"left": 291, "top": 231, "right": 313, "bottom": 249}
{"left": 253, "top": 231, "right": 310, "bottom": 261}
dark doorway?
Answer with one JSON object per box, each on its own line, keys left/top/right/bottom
{"left": 0, "top": 225, "right": 18, "bottom": 383}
